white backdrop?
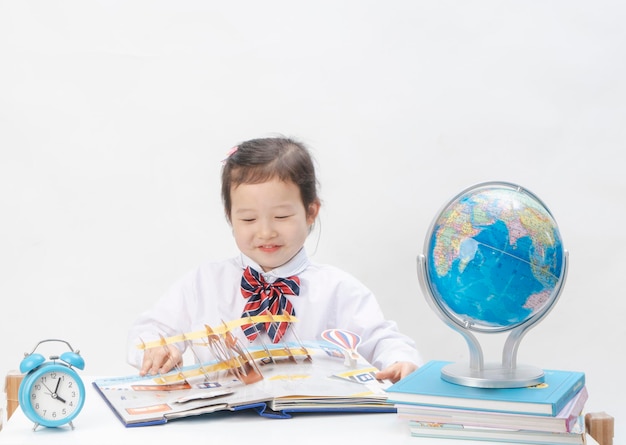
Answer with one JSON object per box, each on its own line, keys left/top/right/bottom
{"left": 1, "top": 0, "right": 624, "bottom": 437}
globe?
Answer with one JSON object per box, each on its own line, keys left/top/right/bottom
{"left": 424, "top": 182, "right": 565, "bottom": 332}
{"left": 418, "top": 181, "right": 568, "bottom": 387}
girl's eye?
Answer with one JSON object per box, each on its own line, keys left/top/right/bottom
{"left": 275, "top": 215, "right": 293, "bottom": 220}
{"left": 241, "top": 218, "right": 256, "bottom": 222}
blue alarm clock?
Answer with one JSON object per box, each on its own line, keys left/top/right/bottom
{"left": 18, "top": 339, "right": 86, "bottom": 431}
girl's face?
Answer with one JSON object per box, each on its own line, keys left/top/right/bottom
{"left": 230, "top": 177, "right": 319, "bottom": 272}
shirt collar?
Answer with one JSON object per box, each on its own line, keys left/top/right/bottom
{"left": 238, "top": 248, "right": 310, "bottom": 282}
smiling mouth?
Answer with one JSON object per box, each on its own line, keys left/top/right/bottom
{"left": 259, "top": 245, "right": 280, "bottom": 251}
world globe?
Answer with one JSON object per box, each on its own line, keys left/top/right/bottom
{"left": 418, "top": 181, "right": 568, "bottom": 387}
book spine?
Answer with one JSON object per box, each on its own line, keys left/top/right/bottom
{"left": 553, "top": 375, "right": 585, "bottom": 416}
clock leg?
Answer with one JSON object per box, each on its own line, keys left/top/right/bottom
{"left": 69, "top": 420, "right": 75, "bottom": 430}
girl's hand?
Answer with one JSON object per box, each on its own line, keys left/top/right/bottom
{"left": 375, "top": 361, "right": 418, "bottom": 383}
{"left": 140, "top": 345, "right": 183, "bottom": 376}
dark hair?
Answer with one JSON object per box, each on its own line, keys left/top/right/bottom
{"left": 221, "top": 137, "right": 319, "bottom": 221}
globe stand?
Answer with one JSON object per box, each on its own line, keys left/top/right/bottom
{"left": 418, "top": 251, "right": 568, "bottom": 389}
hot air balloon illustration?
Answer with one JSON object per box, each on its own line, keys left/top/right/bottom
{"left": 321, "top": 329, "right": 361, "bottom": 368}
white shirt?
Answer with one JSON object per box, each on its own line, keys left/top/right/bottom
{"left": 127, "top": 249, "right": 422, "bottom": 371}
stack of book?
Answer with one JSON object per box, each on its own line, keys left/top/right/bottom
{"left": 385, "top": 360, "right": 589, "bottom": 445}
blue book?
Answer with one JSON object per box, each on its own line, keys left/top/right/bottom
{"left": 386, "top": 360, "right": 585, "bottom": 416}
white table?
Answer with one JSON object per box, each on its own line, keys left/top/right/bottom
{"left": 0, "top": 376, "right": 603, "bottom": 445}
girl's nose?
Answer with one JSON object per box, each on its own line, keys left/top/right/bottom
{"left": 258, "top": 218, "right": 277, "bottom": 239}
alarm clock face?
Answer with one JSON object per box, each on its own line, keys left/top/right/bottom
{"left": 19, "top": 364, "right": 86, "bottom": 427}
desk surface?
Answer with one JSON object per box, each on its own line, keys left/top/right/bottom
{"left": 0, "top": 376, "right": 602, "bottom": 445}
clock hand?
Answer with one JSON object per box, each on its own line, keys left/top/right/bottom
{"left": 41, "top": 381, "right": 55, "bottom": 396}
{"left": 52, "top": 377, "right": 67, "bottom": 403}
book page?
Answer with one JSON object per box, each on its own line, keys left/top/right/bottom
{"left": 94, "top": 342, "right": 390, "bottom": 426}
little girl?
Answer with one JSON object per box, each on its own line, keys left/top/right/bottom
{"left": 127, "top": 137, "right": 422, "bottom": 382}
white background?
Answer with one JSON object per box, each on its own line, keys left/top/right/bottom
{"left": 1, "top": 0, "right": 624, "bottom": 438}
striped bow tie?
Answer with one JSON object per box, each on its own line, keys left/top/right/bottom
{"left": 240, "top": 266, "right": 300, "bottom": 343}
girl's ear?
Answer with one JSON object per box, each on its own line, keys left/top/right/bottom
{"left": 306, "top": 199, "right": 321, "bottom": 225}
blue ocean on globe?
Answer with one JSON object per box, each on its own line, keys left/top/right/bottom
{"left": 425, "top": 184, "right": 565, "bottom": 331}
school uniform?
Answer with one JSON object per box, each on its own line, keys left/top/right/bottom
{"left": 127, "top": 248, "right": 422, "bottom": 371}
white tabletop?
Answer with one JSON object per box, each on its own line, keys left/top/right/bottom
{"left": 0, "top": 376, "right": 601, "bottom": 445}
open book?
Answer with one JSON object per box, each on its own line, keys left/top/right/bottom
{"left": 94, "top": 335, "right": 392, "bottom": 427}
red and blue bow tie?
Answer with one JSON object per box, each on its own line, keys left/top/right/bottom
{"left": 240, "top": 266, "right": 300, "bottom": 343}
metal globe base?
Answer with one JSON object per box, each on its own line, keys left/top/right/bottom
{"left": 440, "top": 362, "right": 545, "bottom": 389}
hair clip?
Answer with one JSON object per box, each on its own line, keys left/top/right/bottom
{"left": 221, "top": 146, "right": 238, "bottom": 164}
